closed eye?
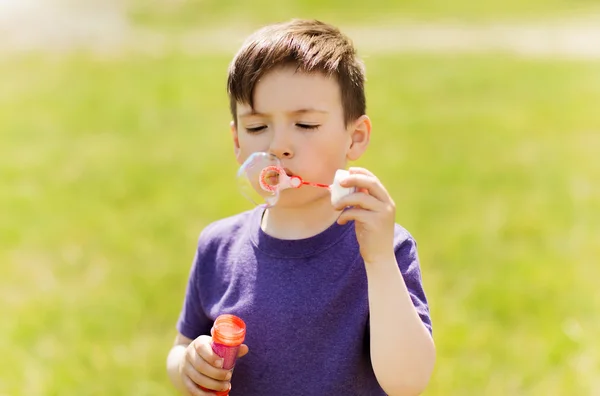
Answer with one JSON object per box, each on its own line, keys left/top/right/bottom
{"left": 296, "top": 123, "right": 320, "bottom": 130}
{"left": 245, "top": 125, "right": 267, "bottom": 133}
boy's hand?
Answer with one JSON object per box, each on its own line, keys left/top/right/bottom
{"left": 334, "top": 167, "right": 396, "bottom": 265}
{"left": 179, "top": 335, "right": 249, "bottom": 396}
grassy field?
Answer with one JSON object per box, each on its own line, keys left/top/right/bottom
{"left": 127, "top": 0, "right": 600, "bottom": 29}
{"left": 2, "top": 2, "right": 600, "bottom": 395}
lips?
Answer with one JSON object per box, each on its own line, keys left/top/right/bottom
{"left": 263, "top": 169, "right": 280, "bottom": 186}
{"left": 283, "top": 168, "right": 294, "bottom": 177}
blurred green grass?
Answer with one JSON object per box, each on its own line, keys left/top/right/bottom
{"left": 2, "top": 2, "right": 600, "bottom": 394}
{"left": 127, "top": 0, "right": 600, "bottom": 30}
{"left": 2, "top": 50, "right": 599, "bottom": 395}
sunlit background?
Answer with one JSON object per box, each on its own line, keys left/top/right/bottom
{"left": 1, "top": 1, "right": 599, "bottom": 395}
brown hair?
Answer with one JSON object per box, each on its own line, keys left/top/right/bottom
{"left": 227, "top": 19, "right": 366, "bottom": 126}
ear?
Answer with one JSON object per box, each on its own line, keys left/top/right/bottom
{"left": 231, "top": 120, "right": 243, "bottom": 164}
{"left": 346, "top": 115, "right": 371, "bottom": 161}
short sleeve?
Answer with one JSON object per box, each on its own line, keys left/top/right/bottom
{"left": 176, "top": 239, "right": 213, "bottom": 340}
{"left": 395, "top": 234, "right": 433, "bottom": 335}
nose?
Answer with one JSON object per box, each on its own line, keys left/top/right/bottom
{"left": 268, "top": 129, "right": 293, "bottom": 159}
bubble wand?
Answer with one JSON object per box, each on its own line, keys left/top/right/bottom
{"left": 238, "top": 152, "right": 355, "bottom": 207}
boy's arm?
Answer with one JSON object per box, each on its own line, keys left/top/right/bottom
{"left": 168, "top": 228, "right": 217, "bottom": 395}
{"left": 335, "top": 167, "right": 435, "bottom": 395}
{"left": 167, "top": 334, "right": 193, "bottom": 394}
{"left": 365, "top": 248, "right": 435, "bottom": 396}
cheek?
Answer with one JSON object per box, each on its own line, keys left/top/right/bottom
{"left": 237, "top": 135, "right": 263, "bottom": 154}
{"left": 319, "top": 138, "right": 348, "bottom": 163}
{"left": 304, "top": 149, "right": 346, "bottom": 182}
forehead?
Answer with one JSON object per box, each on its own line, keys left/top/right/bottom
{"left": 245, "top": 66, "right": 343, "bottom": 114}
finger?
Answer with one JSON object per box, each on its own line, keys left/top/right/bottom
{"left": 237, "top": 344, "right": 249, "bottom": 358}
{"left": 182, "top": 375, "right": 206, "bottom": 396}
{"left": 348, "top": 167, "right": 376, "bottom": 194}
{"left": 333, "top": 191, "right": 383, "bottom": 212}
{"left": 184, "top": 363, "right": 230, "bottom": 390}
{"left": 183, "top": 364, "right": 206, "bottom": 388}
{"left": 194, "top": 336, "right": 225, "bottom": 369}
{"left": 346, "top": 167, "right": 375, "bottom": 195}
{"left": 348, "top": 166, "right": 376, "bottom": 177}
{"left": 187, "top": 344, "right": 232, "bottom": 381}
{"left": 199, "top": 381, "right": 231, "bottom": 395}
{"left": 337, "top": 207, "right": 371, "bottom": 225}
{"left": 183, "top": 364, "right": 231, "bottom": 393}
{"left": 339, "top": 173, "right": 389, "bottom": 202}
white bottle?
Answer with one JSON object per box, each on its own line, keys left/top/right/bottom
{"left": 330, "top": 169, "right": 356, "bottom": 206}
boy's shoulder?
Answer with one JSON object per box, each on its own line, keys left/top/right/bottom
{"left": 196, "top": 208, "right": 257, "bottom": 247}
{"left": 393, "top": 222, "right": 415, "bottom": 246}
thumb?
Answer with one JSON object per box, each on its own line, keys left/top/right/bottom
{"left": 237, "top": 344, "right": 249, "bottom": 358}
{"left": 193, "top": 335, "right": 224, "bottom": 367}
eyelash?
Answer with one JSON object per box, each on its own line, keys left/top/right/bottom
{"left": 297, "top": 124, "right": 320, "bottom": 130}
{"left": 245, "top": 124, "right": 320, "bottom": 133}
{"left": 245, "top": 126, "right": 266, "bottom": 133}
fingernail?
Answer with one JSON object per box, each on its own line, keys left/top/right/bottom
{"left": 216, "top": 359, "right": 224, "bottom": 368}
{"left": 226, "top": 371, "right": 232, "bottom": 380}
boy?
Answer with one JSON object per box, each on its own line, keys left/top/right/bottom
{"left": 166, "top": 19, "right": 435, "bottom": 395}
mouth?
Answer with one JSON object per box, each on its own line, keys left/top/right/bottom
{"left": 263, "top": 169, "right": 280, "bottom": 186}
{"left": 260, "top": 167, "right": 296, "bottom": 191}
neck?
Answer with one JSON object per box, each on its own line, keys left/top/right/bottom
{"left": 261, "top": 196, "right": 343, "bottom": 240}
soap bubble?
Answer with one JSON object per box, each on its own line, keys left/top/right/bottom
{"left": 237, "top": 152, "right": 284, "bottom": 207}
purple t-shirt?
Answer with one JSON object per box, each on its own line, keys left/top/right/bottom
{"left": 177, "top": 206, "right": 432, "bottom": 395}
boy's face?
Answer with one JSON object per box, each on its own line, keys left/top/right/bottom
{"left": 231, "top": 65, "right": 370, "bottom": 207}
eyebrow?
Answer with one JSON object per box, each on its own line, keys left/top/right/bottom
{"left": 238, "top": 108, "right": 329, "bottom": 118}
